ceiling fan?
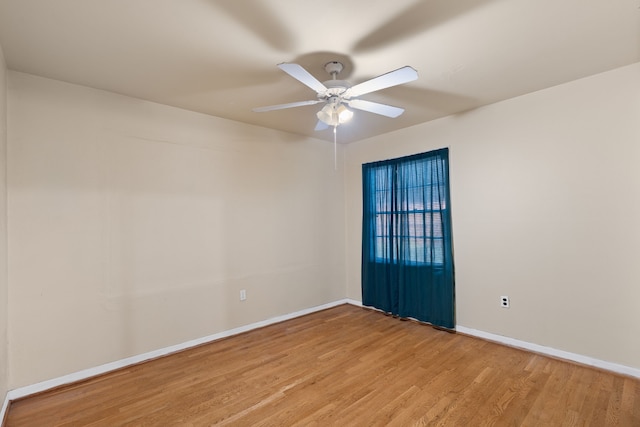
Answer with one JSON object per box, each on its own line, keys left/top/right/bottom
{"left": 253, "top": 61, "right": 418, "bottom": 131}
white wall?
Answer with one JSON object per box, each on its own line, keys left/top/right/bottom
{"left": 7, "top": 72, "right": 346, "bottom": 389}
{"left": 0, "top": 42, "right": 9, "bottom": 405}
{"left": 345, "top": 63, "right": 640, "bottom": 370}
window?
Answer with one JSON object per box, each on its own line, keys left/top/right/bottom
{"left": 364, "top": 150, "right": 449, "bottom": 266}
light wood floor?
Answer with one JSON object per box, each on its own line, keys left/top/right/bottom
{"left": 5, "top": 304, "right": 640, "bottom": 426}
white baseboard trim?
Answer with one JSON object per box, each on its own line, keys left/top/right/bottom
{"left": 4, "top": 299, "right": 351, "bottom": 406}
{"left": 344, "top": 298, "right": 362, "bottom": 307}
{"left": 456, "top": 325, "right": 640, "bottom": 379}
{"left": 1, "top": 392, "right": 9, "bottom": 426}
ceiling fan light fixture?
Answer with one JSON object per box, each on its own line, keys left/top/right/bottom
{"left": 317, "top": 102, "right": 353, "bottom": 127}
{"left": 336, "top": 104, "right": 354, "bottom": 123}
{"left": 316, "top": 104, "right": 337, "bottom": 126}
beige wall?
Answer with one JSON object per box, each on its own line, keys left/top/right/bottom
{"left": 0, "top": 43, "right": 8, "bottom": 401}
{"left": 7, "top": 72, "right": 346, "bottom": 389}
{"left": 345, "top": 63, "right": 640, "bottom": 369}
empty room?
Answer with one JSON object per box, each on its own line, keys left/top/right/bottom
{"left": 0, "top": 0, "right": 639, "bottom": 425}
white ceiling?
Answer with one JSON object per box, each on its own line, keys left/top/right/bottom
{"left": 0, "top": 0, "right": 638, "bottom": 143}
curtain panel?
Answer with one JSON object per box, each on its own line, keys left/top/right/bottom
{"left": 361, "top": 148, "right": 455, "bottom": 329}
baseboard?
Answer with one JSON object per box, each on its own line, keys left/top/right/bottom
{"left": 456, "top": 325, "right": 640, "bottom": 379}
{"left": 1, "top": 392, "right": 9, "bottom": 427}
{"left": 344, "top": 298, "right": 362, "bottom": 307}
{"left": 4, "top": 299, "right": 352, "bottom": 405}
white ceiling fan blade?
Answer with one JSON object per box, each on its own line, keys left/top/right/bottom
{"left": 253, "top": 99, "right": 322, "bottom": 112}
{"left": 345, "top": 66, "right": 418, "bottom": 98}
{"left": 278, "top": 63, "right": 328, "bottom": 93}
{"left": 348, "top": 99, "right": 405, "bottom": 118}
{"left": 314, "top": 120, "right": 329, "bottom": 131}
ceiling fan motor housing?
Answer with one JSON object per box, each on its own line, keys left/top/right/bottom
{"left": 320, "top": 80, "right": 351, "bottom": 98}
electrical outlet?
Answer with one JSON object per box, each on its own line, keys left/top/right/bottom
{"left": 501, "top": 296, "right": 510, "bottom": 308}
{"left": 240, "top": 289, "right": 246, "bottom": 301}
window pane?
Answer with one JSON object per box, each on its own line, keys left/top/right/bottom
{"left": 375, "top": 237, "right": 390, "bottom": 260}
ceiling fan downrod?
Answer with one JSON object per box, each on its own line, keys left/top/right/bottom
{"left": 324, "top": 61, "right": 344, "bottom": 80}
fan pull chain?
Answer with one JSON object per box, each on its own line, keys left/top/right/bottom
{"left": 333, "top": 125, "right": 338, "bottom": 170}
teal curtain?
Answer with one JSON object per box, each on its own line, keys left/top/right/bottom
{"left": 361, "top": 148, "right": 455, "bottom": 329}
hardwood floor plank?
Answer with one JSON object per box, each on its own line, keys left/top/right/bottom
{"left": 620, "top": 379, "right": 640, "bottom": 425}
{"left": 6, "top": 304, "right": 640, "bottom": 426}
